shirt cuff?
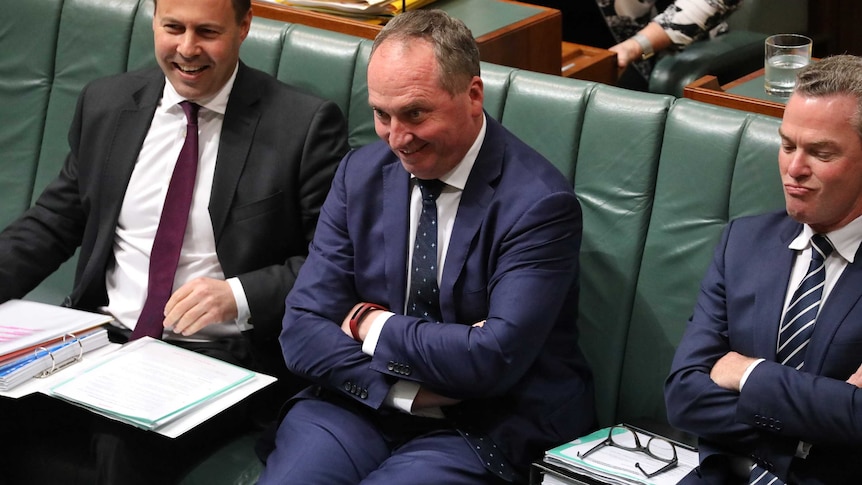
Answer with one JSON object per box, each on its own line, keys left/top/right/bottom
{"left": 739, "top": 358, "right": 765, "bottom": 391}
{"left": 226, "top": 277, "right": 252, "bottom": 332}
{"left": 385, "top": 380, "right": 444, "bottom": 419}
{"left": 361, "top": 311, "right": 393, "bottom": 355}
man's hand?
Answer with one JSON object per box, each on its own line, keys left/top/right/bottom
{"left": 164, "top": 277, "right": 238, "bottom": 336}
{"left": 847, "top": 363, "right": 862, "bottom": 388}
{"left": 413, "top": 387, "right": 461, "bottom": 411}
{"left": 710, "top": 351, "right": 757, "bottom": 392}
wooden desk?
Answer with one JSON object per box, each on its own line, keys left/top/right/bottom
{"left": 561, "top": 41, "right": 617, "bottom": 85}
{"left": 683, "top": 69, "right": 787, "bottom": 118}
{"left": 252, "top": 0, "right": 562, "bottom": 75}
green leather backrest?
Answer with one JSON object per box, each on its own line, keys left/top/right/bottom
{"left": 570, "top": 85, "right": 674, "bottom": 427}
{"left": 0, "top": 0, "right": 64, "bottom": 229}
{"left": 6, "top": 0, "right": 788, "bottom": 435}
{"left": 619, "top": 101, "right": 784, "bottom": 425}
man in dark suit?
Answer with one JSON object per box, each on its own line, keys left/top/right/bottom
{"left": 257, "top": 9, "right": 595, "bottom": 485}
{"left": 665, "top": 55, "right": 862, "bottom": 484}
{"left": 0, "top": 0, "right": 348, "bottom": 482}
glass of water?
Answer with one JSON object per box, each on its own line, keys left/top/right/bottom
{"left": 764, "top": 34, "right": 812, "bottom": 96}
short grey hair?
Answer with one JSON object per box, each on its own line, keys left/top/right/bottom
{"left": 370, "top": 10, "right": 480, "bottom": 96}
{"left": 795, "top": 55, "right": 862, "bottom": 140}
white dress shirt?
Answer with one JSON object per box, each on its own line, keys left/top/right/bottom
{"left": 104, "top": 64, "right": 251, "bottom": 342}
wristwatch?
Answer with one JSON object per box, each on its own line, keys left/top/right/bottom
{"left": 632, "top": 33, "right": 654, "bottom": 61}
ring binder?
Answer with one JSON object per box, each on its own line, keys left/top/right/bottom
{"left": 35, "top": 332, "right": 85, "bottom": 378}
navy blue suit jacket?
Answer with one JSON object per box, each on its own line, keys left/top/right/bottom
{"left": 666, "top": 211, "right": 862, "bottom": 484}
{"left": 280, "top": 115, "right": 595, "bottom": 473}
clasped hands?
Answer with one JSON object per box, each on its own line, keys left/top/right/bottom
{"left": 710, "top": 351, "right": 862, "bottom": 390}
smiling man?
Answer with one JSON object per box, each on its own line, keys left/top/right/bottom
{"left": 665, "top": 55, "right": 862, "bottom": 484}
{"left": 257, "top": 9, "right": 595, "bottom": 485}
{"left": 0, "top": 0, "right": 348, "bottom": 482}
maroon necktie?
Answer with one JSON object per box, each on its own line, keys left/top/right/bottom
{"left": 131, "top": 101, "right": 200, "bottom": 340}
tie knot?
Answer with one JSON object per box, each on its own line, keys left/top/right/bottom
{"left": 416, "top": 179, "right": 444, "bottom": 201}
{"left": 179, "top": 101, "right": 200, "bottom": 125}
{"left": 811, "top": 234, "right": 834, "bottom": 261}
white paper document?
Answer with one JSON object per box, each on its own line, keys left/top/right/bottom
{"left": 0, "top": 299, "right": 114, "bottom": 357}
{"left": 47, "top": 337, "right": 276, "bottom": 438}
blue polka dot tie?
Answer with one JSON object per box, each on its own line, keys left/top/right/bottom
{"left": 750, "top": 234, "right": 833, "bottom": 485}
{"left": 407, "top": 179, "right": 444, "bottom": 322}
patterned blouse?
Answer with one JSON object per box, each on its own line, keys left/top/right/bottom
{"left": 598, "top": 0, "right": 745, "bottom": 79}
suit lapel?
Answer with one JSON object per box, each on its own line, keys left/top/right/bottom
{"left": 806, "top": 244, "right": 862, "bottom": 374}
{"left": 210, "top": 63, "right": 259, "bottom": 242}
{"left": 79, "top": 70, "right": 163, "bottom": 297}
{"left": 438, "top": 116, "right": 503, "bottom": 322}
{"left": 752, "top": 219, "right": 800, "bottom": 360}
{"left": 382, "top": 160, "right": 411, "bottom": 313}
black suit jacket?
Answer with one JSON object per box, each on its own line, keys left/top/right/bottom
{"left": 0, "top": 63, "right": 349, "bottom": 377}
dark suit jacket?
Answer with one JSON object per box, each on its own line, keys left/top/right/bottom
{"left": 666, "top": 211, "right": 862, "bottom": 484}
{"left": 0, "top": 63, "right": 349, "bottom": 377}
{"left": 280, "top": 115, "right": 596, "bottom": 474}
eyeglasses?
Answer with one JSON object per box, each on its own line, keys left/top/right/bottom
{"left": 577, "top": 425, "right": 678, "bottom": 478}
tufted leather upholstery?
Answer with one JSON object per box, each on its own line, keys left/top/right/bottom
{"left": 2, "top": 0, "right": 787, "bottom": 482}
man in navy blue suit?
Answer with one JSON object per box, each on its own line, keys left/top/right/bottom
{"left": 258, "top": 9, "right": 595, "bottom": 485}
{"left": 666, "top": 55, "right": 862, "bottom": 484}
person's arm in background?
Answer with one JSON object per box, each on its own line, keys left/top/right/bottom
{"left": 611, "top": 0, "right": 744, "bottom": 70}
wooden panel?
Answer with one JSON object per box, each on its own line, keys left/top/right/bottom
{"left": 250, "top": 0, "right": 562, "bottom": 75}
{"left": 683, "top": 73, "right": 785, "bottom": 118}
{"left": 561, "top": 42, "right": 617, "bottom": 85}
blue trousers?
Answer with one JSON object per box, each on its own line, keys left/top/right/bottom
{"left": 257, "top": 396, "right": 510, "bottom": 485}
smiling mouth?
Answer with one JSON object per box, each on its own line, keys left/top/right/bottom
{"left": 398, "top": 143, "right": 427, "bottom": 156}
{"left": 175, "top": 63, "right": 207, "bottom": 74}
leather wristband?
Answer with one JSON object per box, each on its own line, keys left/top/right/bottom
{"left": 349, "top": 302, "right": 387, "bottom": 341}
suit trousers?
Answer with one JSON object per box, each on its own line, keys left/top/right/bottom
{"left": 257, "top": 392, "right": 511, "bottom": 485}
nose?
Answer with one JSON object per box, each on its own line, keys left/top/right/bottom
{"left": 177, "top": 32, "right": 200, "bottom": 58}
{"left": 388, "top": 118, "right": 413, "bottom": 149}
{"left": 784, "top": 151, "right": 811, "bottom": 179}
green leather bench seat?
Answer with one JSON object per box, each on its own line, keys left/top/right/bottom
{"left": 2, "top": 0, "right": 787, "bottom": 482}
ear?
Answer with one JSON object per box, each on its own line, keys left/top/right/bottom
{"left": 468, "top": 76, "right": 484, "bottom": 116}
{"left": 239, "top": 8, "right": 252, "bottom": 41}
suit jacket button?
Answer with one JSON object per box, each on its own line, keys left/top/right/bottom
{"left": 388, "top": 362, "right": 395, "bottom": 371}
{"left": 403, "top": 365, "right": 412, "bottom": 375}
{"left": 344, "top": 381, "right": 352, "bottom": 391}
{"left": 360, "top": 389, "right": 368, "bottom": 399}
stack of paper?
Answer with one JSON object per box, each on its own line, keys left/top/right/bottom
{"left": 0, "top": 327, "right": 110, "bottom": 391}
{"left": 0, "top": 300, "right": 114, "bottom": 390}
{"left": 49, "top": 337, "right": 271, "bottom": 436}
{"left": 541, "top": 426, "right": 699, "bottom": 485}
{"left": 272, "top": 0, "right": 439, "bottom": 20}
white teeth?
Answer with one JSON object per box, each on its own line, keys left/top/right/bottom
{"left": 178, "top": 65, "right": 203, "bottom": 73}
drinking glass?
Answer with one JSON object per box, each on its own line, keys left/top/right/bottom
{"left": 764, "top": 34, "right": 812, "bottom": 96}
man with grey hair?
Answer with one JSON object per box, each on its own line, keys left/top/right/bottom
{"left": 258, "top": 9, "right": 595, "bottom": 484}
{"left": 666, "top": 54, "right": 862, "bottom": 484}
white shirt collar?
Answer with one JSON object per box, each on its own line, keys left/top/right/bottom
{"left": 790, "top": 214, "right": 862, "bottom": 263}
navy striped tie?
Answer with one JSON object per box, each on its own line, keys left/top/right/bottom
{"left": 777, "top": 234, "right": 833, "bottom": 369}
